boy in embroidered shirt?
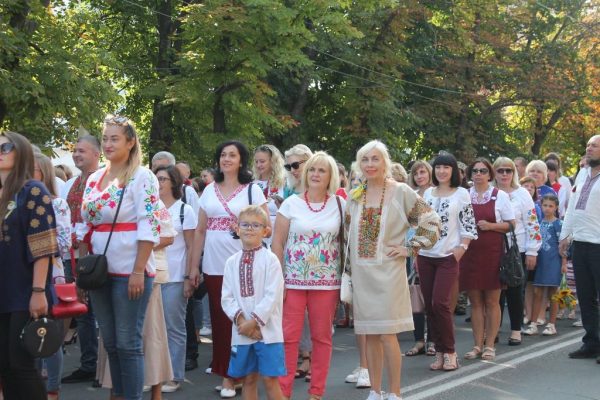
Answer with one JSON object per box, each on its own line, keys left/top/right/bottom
{"left": 221, "top": 205, "right": 285, "bottom": 400}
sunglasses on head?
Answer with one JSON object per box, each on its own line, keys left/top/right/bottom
{"left": 104, "top": 115, "right": 129, "bottom": 124}
{"left": 471, "top": 168, "right": 489, "bottom": 175}
{"left": 284, "top": 160, "right": 305, "bottom": 171}
{"left": 0, "top": 142, "right": 15, "bottom": 154}
{"left": 495, "top": 168, "right": 513, "bottom": 175}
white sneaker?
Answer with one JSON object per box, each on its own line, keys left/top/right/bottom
{"left": 199, "top": 327, "right": 212, "bottom": 336}
{"left": 161, "top": 381, "right": 181, "bottom": 393}
{"left": 387, "top": 394, "right": 403, "bottom": 400}
{"left": 523, "top": 323, "right": 538, "bottom": 336}
{"left": 366, "top": 390, "right": 385, "bottom": 400}
{"left": 205, "top": 367, "right": 212, "bottom": 374}
{"left": 143, "top": 385, "right": 151, "bottom": 392}
{"left": 220, "top": 387, "right": 236, "bottom": 398}
{"left": 573, "top": 319, "right": 583, "bottom": 327}
{"left": 356, "top": 368, "right": 371, "bottom": 388}
{"left": 345, "top": 366, "right": 361, "bottom": 383}
{"left": 542, "top": 323, "right": 557, "bottom": 336}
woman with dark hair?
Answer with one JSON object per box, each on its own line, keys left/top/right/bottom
{"left": 189, "top": 140, "right": 268, "bottom": 398}
{"left": 0, "top": 132, "right": 58, "bottom": 400}
{"left": 461, "top": 158, "right": 515, "bottom": 362}
{"left": 417, "top": 153, "right": 477, "bottom": 371}
{"left": 155, "top": 165, "right": 198, "bottom": 393}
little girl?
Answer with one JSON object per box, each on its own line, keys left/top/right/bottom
{"left": 523, "top": 194, "right": 567, "bottom": 336}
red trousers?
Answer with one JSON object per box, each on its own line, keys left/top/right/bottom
{"left": 204, "top": 274, "right": 233, "bottom": 378}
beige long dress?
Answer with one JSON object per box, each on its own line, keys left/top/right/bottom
{"left": 346, "top": 182, "right": 440, "bottom": 334}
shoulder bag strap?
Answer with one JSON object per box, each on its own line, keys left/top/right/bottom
{"left": 248, "top": 182, "right": 253, "bottom": 205}
{"left": 101, "top": 185, "right": 127, "bottom": 256}
{"left": 335, "top": 195, "right": 346, "bottom": 274}
{"left": 180, "top": 202, "right": 185, "bottom": 225}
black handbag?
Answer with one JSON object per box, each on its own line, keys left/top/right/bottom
{"left": 76, "top": 185, "right": 127, "bottom": 290}
{"left": 19, "top": 317, "right": 64, "bottom": 358}
{"left": 499, "top": 225, "right": 525, "bottom": 288}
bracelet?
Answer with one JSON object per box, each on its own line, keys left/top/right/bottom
{"left": 32, "top": 287, "right": 46, "bottom": 293}
{"left": 131, "top": 271, "right": 144, "bottom": 276}
{"left": 183, "top": 275, "right": 191, "bottom": 280}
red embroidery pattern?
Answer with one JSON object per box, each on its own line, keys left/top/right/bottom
{"left": 251, "top": 312, "right": 265, "bottom": 327}
{"left": 214, "top": 183, "right": 249, "bottom": 222}
{"left": 284, "top": 278, "right": 342, "bottom": 287}
{"left": 239, "top": 246, "right": 261, "bottom": 297}
{"left": 207, "top": 216, "right": 235, "bottom": 231}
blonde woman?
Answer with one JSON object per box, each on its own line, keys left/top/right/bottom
{"left": 272, "top": 152, "right": 345, "bottom": 400}
{"left": 347, "top": 141, "right": 440, "bottom": 400}
{"left": 283, "top": 144, "right": 313, "bottom": 198}
{"left": 391, "top": 162, "right": 408, "bottom": 183}
{"left": 80, "top": 116, "right": 161, "bottom": 400}
{"left": 253, "top": 144, "right": 285, "bottom": 240}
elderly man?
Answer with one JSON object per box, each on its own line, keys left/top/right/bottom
{"left": 152, "top": 151, "right": 200, "bottom": 214}
{"left": 560, "top": 135, "right": 600, "bottom": 363}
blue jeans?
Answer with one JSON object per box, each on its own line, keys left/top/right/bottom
{"left": 161, "top": 282, "right": 187, "bottom": 382}
{"left": 64, "top": 259, "right": 98, "bottom": 373}
{"left": 572, "top": 241, "right": 600, "bottom": 351}
{"left": 40, "top": 347, "right": 63, "bottom": 392}
{"left": 90, "top": 276, "right": 153, "bottom": 400}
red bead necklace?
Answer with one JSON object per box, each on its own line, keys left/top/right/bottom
{"left": 304, "top": 191, "right": 330, "bottom": 213}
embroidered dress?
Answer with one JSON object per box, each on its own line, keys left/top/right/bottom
{"left": 277, "top": 194, "right": 345, "bottom": 290}
{"left": 51, "top": 197, "right": 72, "bottom": 281}
{"left": 534, "top": 220, "right": 563, "bottom": 286}
{"left": 0, "top": 181, "right": 58, "bottom": 313}
{"left": 507, "top": 187, "right": 541, "bottom": 256}
{"left": 199, "top": 182, "right": 266, "bottom": 276}
{"left": 221, "top": 247, "right": 284, "bottom": 345}
{"left": 346, "top": 183, "right": 440, "bottom": 334}
{"left": 79, "top": 166, "right": 161, "bottom": 276}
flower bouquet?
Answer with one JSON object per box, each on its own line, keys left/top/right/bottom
{"left": 552, "top": 274, "right": 577, "bottom": 310}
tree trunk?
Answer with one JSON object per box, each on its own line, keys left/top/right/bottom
{"left": 213, "top": 94, "right": 226, "bottom": 134}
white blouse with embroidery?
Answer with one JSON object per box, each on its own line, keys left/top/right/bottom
{"left": 506, "top": 187, "right": 542, "bottom": 256}
{"left": 79, "top": 166, "right": 161, "bottom": 276}
{"left": 199, "top": 182, "right": 267, "bottom": 276}
{"left": 419, "top": 187, "right": 477, "bottom": 258}
{"left": 469, "top": 186, "right": 515, "bottom": 223}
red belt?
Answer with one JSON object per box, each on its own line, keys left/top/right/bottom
{"left": 92, "top": 222, "right": 138, "bottom": 232}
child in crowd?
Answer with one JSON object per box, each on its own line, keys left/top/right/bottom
{"left": 221, "top": 205, "right": 286, "bottom": 400}
{"left": 524, "top": 194, "right": 567, "bottom": 336}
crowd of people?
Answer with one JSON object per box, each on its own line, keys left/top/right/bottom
{"left": 0, "top": 120, "right": 599, "bottom": 400}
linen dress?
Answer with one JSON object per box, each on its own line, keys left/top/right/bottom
{"left": 533, "top": 220, "right": 563, "bottom": 287}
{"left": 346, "top": 183, "right": 440, "bottom": 334}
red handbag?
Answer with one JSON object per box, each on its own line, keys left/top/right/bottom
{"left": 51, "top": 279, "right": 88, "bottom": 319}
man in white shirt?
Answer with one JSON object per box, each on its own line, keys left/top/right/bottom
{"left": 151, "top": 151, "right": 200, "bottom": 215}
{"left": 560, "top": 135, "right": 600, "bottom": 362}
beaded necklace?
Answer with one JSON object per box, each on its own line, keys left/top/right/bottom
{"left": 304, "top": 191, "right": 330, "bottom": 213}
{"left": 358, "top": 181, "right": 387, "bottom": 258}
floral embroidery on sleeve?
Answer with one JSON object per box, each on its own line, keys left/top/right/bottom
{"left": 140, "top": 173, "right": 161, "bottom": 236}
{"left": 527, "top": 208, "right": 542, "bottom": 242}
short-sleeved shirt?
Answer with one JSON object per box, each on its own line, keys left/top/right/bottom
{"left": 469, "top": 186, "right": 515, "bottom": 223}
{"left": 166, "top": 199, "right": 197, "bottom": 282}
{"left": 80, "top": 167, "right": 161, "bottom": 276}
{"left": 278, "top": 194, "right": 345, "bottom": 290}
{"left": 0, "top": 181, "right": 58, "bottom": 313}
{"left": 199, "top": 182, "right": 267, "bottom": 276}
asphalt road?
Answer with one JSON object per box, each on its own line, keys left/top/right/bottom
{"left": 57, "top": 314, "right": 600, "bottom": 400}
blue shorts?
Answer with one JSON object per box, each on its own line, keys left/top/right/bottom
{"left": 227, "top": 342, "right": 287, "bottom": 378}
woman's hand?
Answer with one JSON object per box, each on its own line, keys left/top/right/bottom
{"left": 386, "top": 245, "right": 410, "bottom": 258}
{"left": 477, "top": 219, "right": 492, "bottom": 231}
{"left": 128, "top": 273, "right": 145, "bottom": 300}
{"left": 183, "top": 279, "right": 195, "bottom": 298}
{"left": 452, "top": 246, "right": 466, "bottom": 262}
{"left": 525, "top": 255, "right": 537, "bottom": 270}
{"left": 30, "top": 292, "right": 48, "bottom": 319}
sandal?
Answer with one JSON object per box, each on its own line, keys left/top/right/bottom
{"left": 464, "top": 346, "right": 482, "bottom": 360}
{"left": 426, "top": 342, "right": 436, "bottom": 356}
{"left": 481, "top": 347, "right": 496, "bottom": 361}
{"left": 305, "top": 370, "right": 311, "bottom": 382}
{"left": 295, "top": 356, "right": 310, "bottom": 379}
{"left": 405, "top": 341, "right": 425, "bottom": 356}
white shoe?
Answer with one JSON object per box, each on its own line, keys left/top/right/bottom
{"left": 573, "top": 319, "right": 583, "bottom": 327}
{"left": 199, "top": 327, "right": 212, "bottom": 336}
{"left": 542, "top": 323, "right": 557, "bottom": 336}
{"left": 205, "top": 367, "right": 212, "bottom": 374}
{"left": 345, "top": 366, "right": 361, "bottom": 383}
{"left": 220, "top": 387, "right": 236, "bottom": 398}
{"left": 366, "top": 390, "right": 385, "bottom": 400}
{"left": 387, "top": 394, "right": 403, "bottom": 400}
{"left": 143, "top": 385, "right": 151, "bottom": 392}
{"left": 161, "top": 381, "right": 180, "bottom": 393}
{"left": 523, "top": 323, "right": 538, "bottom": 336}
{"left": 356, "top": 368, "right": 371, "bottom": 388}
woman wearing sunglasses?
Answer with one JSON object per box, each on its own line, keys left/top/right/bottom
{"left": 253, "top": 145, "right": 285, "bottom": 244}
{"left": 283, "top": 144, "right": 313, "bottom": 199}
{"left": 0, "top": 132, "right": 59, "bottom": 400}
{"left": 493, "top": 157, "right": 541, "bottom": 346}
{"left": 460, "top": 158, "right": 515, "bottom": 361}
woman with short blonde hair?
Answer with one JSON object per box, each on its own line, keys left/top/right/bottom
{"left": 283, "top": 144, "right": 313, "bottom": 197}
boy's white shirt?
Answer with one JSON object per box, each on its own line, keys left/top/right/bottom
{"left": 221, "top": 247, "right": 284, "bottom": 345}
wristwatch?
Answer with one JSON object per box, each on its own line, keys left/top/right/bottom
{"left": 458, "top": 243, "right": 469, "bottom": 251}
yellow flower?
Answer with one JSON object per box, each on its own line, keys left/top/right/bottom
{"left": 350, "top": 184, "right": 366, "bottom": 201}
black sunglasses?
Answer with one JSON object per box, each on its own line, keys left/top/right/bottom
{"left": 284, "top": 160, "right": 306, "bottom": 171}
{"left": 0, "top": 142, "right": 15, "bottom": 154}
{"left": 495, "top": 168, "right": 513, "bottom": 175}
{"left": 471, "top": 168, "right": 489, "bottom": 175}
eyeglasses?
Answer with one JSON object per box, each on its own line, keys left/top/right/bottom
{"left": 157, "top": 176, "right": 171, "bottom": 183}
{"left": 284, "top": 160, "right": 305, "bottom": 171}
{"left": 239, "top": 222, "right": 265, "bottom": 230}
{"left": 0, "top": 142, "right": 15, "bottom": 154}
{"left": 471, "top": 168, "right": 489, "bottom": 175}
{"left": 495, "top": 168, "right": 513, "bottom": 175}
